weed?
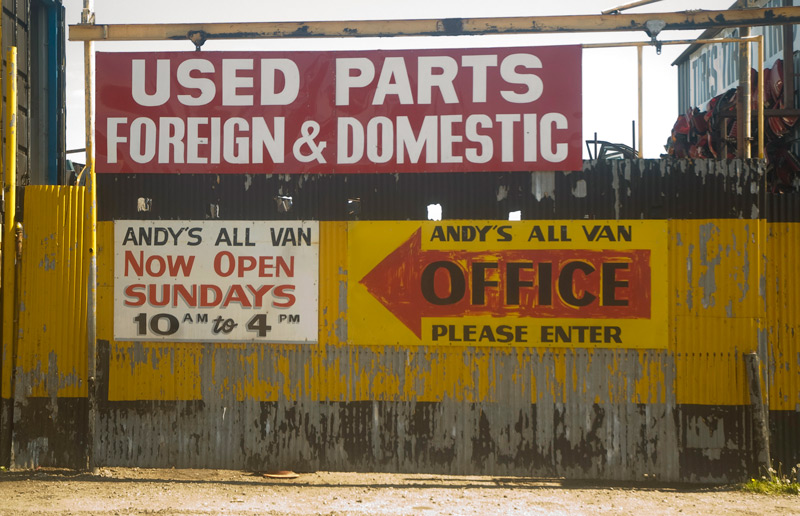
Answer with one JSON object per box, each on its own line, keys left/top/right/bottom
{"left": 743, "top": 463, "right": 800, "bottom": 495}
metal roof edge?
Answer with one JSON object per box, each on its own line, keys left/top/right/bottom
{"left": 671, "top": 0, "right": 759, "bottom": 66}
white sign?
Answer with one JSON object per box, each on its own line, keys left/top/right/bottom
{"left": 114, "top": 220, "right": 319, "bottom": 342}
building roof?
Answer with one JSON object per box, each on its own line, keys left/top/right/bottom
{"left": 671, "top": 0, "right": 760, "bottom": 66}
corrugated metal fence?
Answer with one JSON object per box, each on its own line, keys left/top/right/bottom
{"left": 4, "top": 186, "right": 87, "bottom": 468}
{"left": 3, "top": 159, "right": 799, "bottom": 481}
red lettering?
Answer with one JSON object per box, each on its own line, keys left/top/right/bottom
{"left": 200, "top": 284, "right": 223, "bottom": 307}
{"left": 272, "top": 284, "right": 296, "bottom": 307}
{"left": 124, "top": 250, "right": 194, "bottom": 277}
{"left": 247, "top": 284, "right": 274, "bottom": 308}
{"left": 238, "top": 256, "right": 257, "bottom": 277}
{"left": 123, "top": 284, "right": 146, "bottom": 306}
{"left": 214, "top": 251, "right": 235, "bottom": 277}
{"left": 222, "top": 284, "right": 252, "bottom": 308}
{"left": 149, "top": 284, "right": 170, "bottom": 306}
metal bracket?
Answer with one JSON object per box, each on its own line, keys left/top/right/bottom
{"left": 644, "top": 19, "right": 666, "bottom": 54}
{"left": 188, "top": 30, "right": 208, "bottom": 51}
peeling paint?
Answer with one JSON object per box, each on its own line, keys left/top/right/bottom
{"left": 9, "top": 163, "right": 799, "bottom": 480}
{"left": 531, "top": 171, "right": 555, "bottom": 201}
{"left": 698, "top": 223, "right": 721, "bottom": 309}
{"left": 572, "top": 180, "right": 587, "bottom": 198}
{"left": 496, "top": 185, "right": 508, "bottom": 201}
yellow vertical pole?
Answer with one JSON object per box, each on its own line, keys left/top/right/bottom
{"left": 82, "top": 0, "right": 97, "bottom": 473}
{"left": 756, "top": 35, "right": 764, "bottom": 160}
{"left": 637, "top": 44, "right": 643, "bottom": 158}
{"left": 1, "top": 48, "right": 17, "bottom": 462}
{"left": 740, "top": 27, "right": 752, "bottom": 159}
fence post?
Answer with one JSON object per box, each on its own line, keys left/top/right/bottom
{"left": 744, "top": 352, "right": 771, "bottom": 473}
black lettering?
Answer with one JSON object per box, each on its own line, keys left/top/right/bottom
{"left": 168, "top": 227, "right": 185, "bottom": 245}
{"left": 188, "top": 227, "right": 202, "bottom": 245}
{"left": 270, "top": 228, "right": 284, "bottom": 246}
{"left": 558, "top": 261, "right": 596, "bottom": 307}
{"left": 448, "top": 324, "right": 461, "bottom": 341}
{"left": 446, "top": 226, "right": 460, "bottom": 241}
{"left": 602, "top": 262, "right": 629, "bottom": 306}
{"left": 527, "top": 226, "right": 544, "bottom": 241}
{"left": 506, "top": 263, "right": 533, "bottom": 305}
{"left": 541, "top": 326, "right": 554, "bottom": 343}
{"left": 216, "top": 228, "right": 233, "bottom": 246}
{"left": 462, "top": 226, "right": 477, "bottom": 241}
{"left": 479, "top": 326, "right": 496, "bottom": 342}
{"left": 463, "top": 325, "right": 476, "bottom": 342}
{"left": 298, "top": 228, "right": 311, "bottom": 246}
{"left": 496, "top": 225, "right": 512, "bottom": 242}
{"left": 123, "top": 227, "right": 138, "bottom": 245}
{"left": 139, "top": 227, "right": 152, "bottom": 245}
{"left": 605, "top": 326, "right": 622, "bottom": 344}
{"left": 421, "top": 261, "right": 465, "bottom": 305}
{"left": 538, "top": 263, "right": 553, "bottom": 306}
{"left": 432, "top": 325, "right": 447, "bottom": 340}
{"left": 154, "top": 227, "right": 169, "bottom": 245}
{"left": 472, "top": 262, "right": 498, "bottom": 305}
{"left": 496, "top": 325, "right": 513, "bottom": 343}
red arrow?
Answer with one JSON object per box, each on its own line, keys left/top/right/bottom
{"left": 359, "top": 228, "right": 651, "bottom": 339}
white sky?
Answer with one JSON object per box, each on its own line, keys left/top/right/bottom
{"left": 62, "top": 0, "right": 735, "bottom": 162}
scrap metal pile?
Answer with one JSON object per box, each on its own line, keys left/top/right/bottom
{"left": 666, "top": 59, "right": 799, "bottom": 192}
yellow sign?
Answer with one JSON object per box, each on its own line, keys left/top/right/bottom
{"left": 349, "top": 220, "right": 668, "bottom": 348}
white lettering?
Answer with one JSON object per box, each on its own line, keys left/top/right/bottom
{"left": 337, "top": 117, "right": 364, "bottom": 163}
{"left": 465, "top": 114, "right": 492, "bottom": 163}
{"left": 417, "top": 56, "right": 458, "bottom": 104}
{"left": 132, "top": 59, "right": 170, "bottom": 107}
{"left": 106, "top": 118, "right": 128, "bottom": 164}
{"left": 260, "top": 59, "right": 300, "bottom": 105}
{"left": 222, "top": 59, "right": 254, "bottom": 106}
{"left": 500, "top": 54, "right": 543, "bottom": 104}
{"left": 462, "top": 55, "right": 497, "bottom": 103}
{"left": 373, "top": 57, "right": 413, "bottom": 105}
{"left": 540, "top": 113, "right": 568, "bottom": 162}
{"left": 336, "top": 58, "right": 375, "bottom": 106}
{"left": 177, "top": 59, "right": 216, "bottom": 106}
{"left": 158, "top": 117, "right": 185, "bottom": 164}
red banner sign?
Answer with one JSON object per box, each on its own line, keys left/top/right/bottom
{"left": 96, "top": 47, "right": 582, "bottom": 174}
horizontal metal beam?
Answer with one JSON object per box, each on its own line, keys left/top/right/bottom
{"left": 69, "top": 6, "right": 800, "bottom": 42}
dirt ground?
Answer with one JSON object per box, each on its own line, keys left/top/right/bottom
{"left": 0, "top": 467, "right": 797, "bottom": 516}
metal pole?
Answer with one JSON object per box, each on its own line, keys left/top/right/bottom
{"left": 637, "top": 45, "right": 644, "bottom": 158}
{"left": 757, "top": 35, "right": 764, "bottom": 160}
{"left": 739, "top": 27, "right": 752, "bottom": 159}
{"left": 1, "top": 48, "right": 17, "bottom": 468}
{"left": 783, "top": 0, "right": 795, "bottom": 111}
{"left": 602, "top": 0, "right": 665, "bottom": 15}
{"left": 68, "top": 6, "right": 800, "bottom": 42}
{"left": 82, "top": 0, "right": 98, "bottom": 474}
